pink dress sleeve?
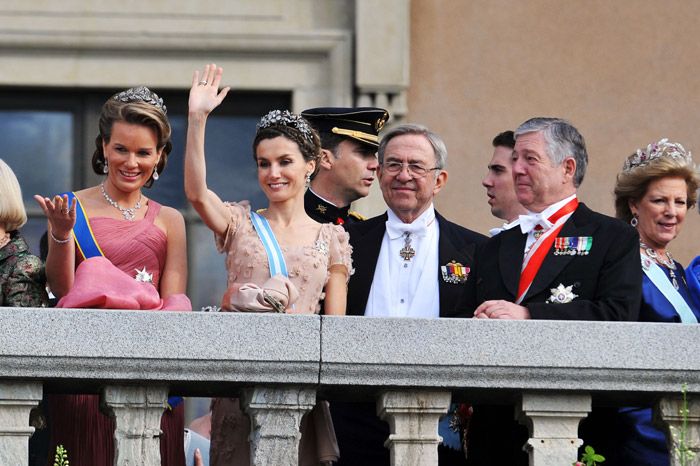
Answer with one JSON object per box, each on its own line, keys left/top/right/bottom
{"left": 215, "top": 202, "right": 250, "bottom": 253}
{"left": 328, "top": 224, "right": 353, "bottom": 280}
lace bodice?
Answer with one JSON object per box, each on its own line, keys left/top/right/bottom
{"left": 215, "top": 202, "right": 352, "bottom": 314}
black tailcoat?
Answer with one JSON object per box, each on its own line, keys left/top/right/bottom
{"left": 466, "top": 203, "right": 642, "bottom": 466}
{"left": 347, "top": 211, "right": 487, "bottom": 317}
{"left": 474, "top": 203, "right": 641, "bottom": 320}
{"left": 333, "top": 211, "right": 486, "bottom": 466}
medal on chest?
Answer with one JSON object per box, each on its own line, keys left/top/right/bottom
{"left": 399, "top": 232, "right": 416, "bottom": 261}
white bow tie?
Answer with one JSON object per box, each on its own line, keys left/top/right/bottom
{"left": 518, "top": 213, "right": 552, "bottom": 235}
{"left": 386, "top": 219, "right": 427, "bottom": 240}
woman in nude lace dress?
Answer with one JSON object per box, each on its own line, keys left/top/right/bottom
{"left": 184, "top": 64, "right": 352, "bottom": 466}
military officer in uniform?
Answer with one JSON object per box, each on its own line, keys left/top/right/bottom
{"left": 301, "top": 107, "right": 389, "bottom": 225}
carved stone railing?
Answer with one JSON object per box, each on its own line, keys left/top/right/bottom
{"left": 1, "top": 308, "right": 699, "bottom": 466}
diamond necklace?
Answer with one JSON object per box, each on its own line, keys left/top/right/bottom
{"left": 100, "top": 183, "right": 142, "bottom": 221}
{"left": 640, "top": 241, "right": 679, "bottom": 289}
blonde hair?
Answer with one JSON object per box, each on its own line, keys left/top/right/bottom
{"left": 614, "top": 153, "right": 699, "bottom": 223}
{"left": 0, "top": 159, "right": 27, "bottom": 231}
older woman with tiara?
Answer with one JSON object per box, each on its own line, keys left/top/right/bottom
{"left": 612, "top": 138, "right": 700, "bottom": 465}
{"left": 185, "top": 64, "right": 352, "bottom": 465}
{"left": 34, "top": 86, "right": 191, "bottom": 466}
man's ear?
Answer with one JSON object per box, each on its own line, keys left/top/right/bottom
{"left": 433, "top": 169, "right": 448, "bottom": 196}
{"left": 562, "top": 157, "right": 577, "bottom": 183}
{"left": 319, "top": 149, "right": 334, "bottom": 171}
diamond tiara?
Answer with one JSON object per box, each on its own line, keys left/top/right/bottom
{"left": 623, "top": 138, "right": 693, "bottom": 172}
{"left": 257, "top": 109, "right": 314, "bottom": 144}
{"left": 112, "top": 86, "right": 167, "bottom": 114}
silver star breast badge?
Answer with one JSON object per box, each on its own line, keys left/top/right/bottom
{"left": 134, "top": 266, "right": 153, "bottom": 284}
{"left": 547, "top": 283, "right": 578, "bottom": 304}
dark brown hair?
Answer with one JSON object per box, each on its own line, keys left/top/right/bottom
{"left": 252, "top": 124, "right": 321, "bottom": 169}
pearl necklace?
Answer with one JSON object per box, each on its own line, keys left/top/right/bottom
{"left": 100, "top": 183, "right": 142, "bottom": 221}
{"left": 640, "top": 241, "right": 679, "bottom": 290}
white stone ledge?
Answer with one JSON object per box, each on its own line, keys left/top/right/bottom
{"left": 0, "top": 309, "right": 320, "bottom": 389}
{"left": 1, "top": 308, "right": 699, "bottom": 399}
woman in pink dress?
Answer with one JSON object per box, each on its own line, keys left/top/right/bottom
{"left": 34, "top": 87, "right": 190, "bottom": 466}
{"left": 184, "top": 64, "right": 352, "bottom": 465}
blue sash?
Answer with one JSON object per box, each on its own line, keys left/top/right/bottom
{"left": 61, "top": 192, "right": 104, "bottom": 260}
{"left": 249, "top": 211, "right": 289, "bottom": 278}
{"left": 642, "top": 255, "right": 697, "bottom": 324}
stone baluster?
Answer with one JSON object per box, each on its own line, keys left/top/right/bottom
{"left": 103, "top": 385, "right": 168, "bottom": 466}
{"left": 241, "top": 386, "right": 316, "bottom": 466}
{"left": 0, "top": 382, "right": 42, "bottom": 466}
{"left": 377, "top": 390, "right": 451, "bottom": 466}
{"left": 517, "top": 392, "right": 591, "bottom": 466}
{"left": 658, "top": 395, "right": 700, "bottom": 466}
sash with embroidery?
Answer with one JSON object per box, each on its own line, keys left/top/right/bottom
{"left": 516, "top": 197, "right": 579, "bottom": 304}
{"left": 61, "top": 192, "right": 104, "bottom": 260}
{"left": 642, "top": 254, "right": 698, "bottom": 323}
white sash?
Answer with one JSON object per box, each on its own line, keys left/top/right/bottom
{"left": 642, "top": 255, "right": 697, "bottom": 324}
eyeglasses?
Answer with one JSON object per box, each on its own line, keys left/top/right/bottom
{"left": 381, "top": 161, "right": 441, "bottom": 177}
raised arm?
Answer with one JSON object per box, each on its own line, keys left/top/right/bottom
{"left": 184, "top": 63, "right": 232, "bottom": 236}
{"left": 32, "top": 194, "right": 77, "bottom": 297}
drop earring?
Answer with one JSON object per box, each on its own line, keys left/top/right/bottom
{"left": 630, "top": 214, "right": 638, "bottom": 227}
{"left": 103, "top": 159, "right": 109, "bottom": 174}
{"left": 305, "top": 172, "right": 311, "bottom": 187}
{"left": 152, "top": 168, "right": 159, "bottom": 181}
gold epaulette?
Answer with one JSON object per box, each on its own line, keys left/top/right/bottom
{"left": 348, "top": 210, "right": 366, "bottom": 221}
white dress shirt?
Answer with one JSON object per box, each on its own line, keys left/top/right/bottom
{"left": 365, "top": 205, "right": 440, "bottom": 318}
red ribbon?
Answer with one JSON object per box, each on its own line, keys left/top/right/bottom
{"left": 516, "top": 198, "right": 579, "bottom": 302}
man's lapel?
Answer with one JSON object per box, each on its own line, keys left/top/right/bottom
{"left": 498, "top": 228, "right": 527, "bottom": 298}
{"left": 349, "top": 214, "right": 387, "bottom": 314}
{"left": 524, "top": 204, "right": 597, "bottom": 301}
{"left": 436, "top": 213, "right": 475, "bottom": 316}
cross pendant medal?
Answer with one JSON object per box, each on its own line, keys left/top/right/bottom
{"left": 399, "top": 232, "right": 415, "bottom": 261}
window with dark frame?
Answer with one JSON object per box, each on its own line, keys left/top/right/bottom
{"left": 0, "top": 87, "right": 291, "bottom": 310}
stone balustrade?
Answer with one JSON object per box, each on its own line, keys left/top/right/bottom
{"left": 1, "top": 308, "right": 699, "bottom": 465}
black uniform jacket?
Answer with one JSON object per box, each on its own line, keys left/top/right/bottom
{"left": 304, "top": 189, "right": 364, "bottom": 225}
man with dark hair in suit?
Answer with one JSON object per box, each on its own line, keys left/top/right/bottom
{"left": 482, "top": 130, "right": 527, "bottom": 235}
{"left": 301, "top": 107, "right": 389, "bottom": 225}
{"left": 334, "top": 123, "right": 486, "bottom": 466}
{"left": 466, "top": 117, "right": 641, "bottom": 465}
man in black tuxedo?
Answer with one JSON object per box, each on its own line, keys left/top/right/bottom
{"left": 466, "top": 117, "right": 641, "bottom": 465}
{"left": 333, "top": 124, "right": 486, "bottom": 466}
